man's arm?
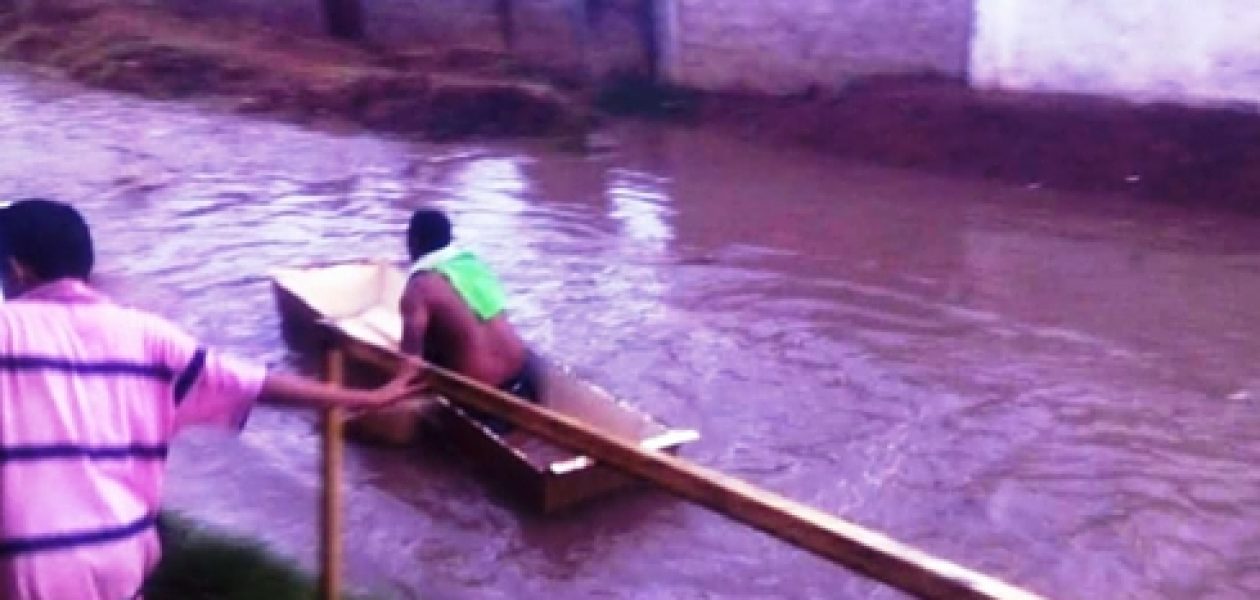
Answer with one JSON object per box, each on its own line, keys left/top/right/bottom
{"left": 149, "top": 313, "right": 422, "bottom": 432}
{"left": 262, "top": 281, "right": 431, "bottom": 412}
{"left": 400, "top": 283, "right": 430, "bottom": 358}
{"left": 258, "top": 363, "right": 424, "bottom": 411}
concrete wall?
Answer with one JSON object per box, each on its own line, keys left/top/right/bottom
{"left": 971, "top": 0, "right": 1260, "bottom": 106}
{"left": 660, "top": 0, "right": 975, "bottom": 94}
{"left": 124, "top": 0, "right": 325, "bottom": 34}
{"left": 116, "top": 0, "right": 652, "bottom": 78}
{"left": 364, "top": 0, "right": 503, "bottom": 51}
{"left": 32, "top": 0, "right": 1260, "bottom": 108}
{"left": 506, "top": 0, "right": 654, "bottom": 78}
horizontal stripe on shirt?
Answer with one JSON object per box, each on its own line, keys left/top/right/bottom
{"left": 172, "top": 348, "right": 207, "bottom": 405}
{"left": 0, "top": 443, "right": 169, "bottom": 463}
{"left": 0, "top": 513, "right": 156, "bottom": 557}
{"left": 0, "top": 355, "right": 174, "bottom": 380}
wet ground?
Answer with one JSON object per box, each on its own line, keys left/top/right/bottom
{"left": 3, "top": 66, "right": 1260, "bottom": 599}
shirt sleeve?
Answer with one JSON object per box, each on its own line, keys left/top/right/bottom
{"left": 172, "top": 348, "right": 268, "bottom": 432}
{"left": 142, "top": 312, "right": 268, "bottom": 434}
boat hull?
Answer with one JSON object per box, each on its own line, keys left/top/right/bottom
{"left": 270, "top": 261, "right": 699, "bottom": 512}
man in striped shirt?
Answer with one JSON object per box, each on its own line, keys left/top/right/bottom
{"left": 0, "top": 199, "right": 422, "bottom": 599}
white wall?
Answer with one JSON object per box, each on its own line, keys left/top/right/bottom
{"left": 661, "top": 0, "right": 974, "bottom": 94}
{"left": 971, "top": 0, "right": 1260, "bottom": 106}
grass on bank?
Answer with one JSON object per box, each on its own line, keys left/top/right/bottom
{"left": 146, "top": 513, "right": 378, "bottom": 600}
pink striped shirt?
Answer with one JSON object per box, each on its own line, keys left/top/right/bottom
{"left": 0, "top": 279, "right": 266, "bottom": 600}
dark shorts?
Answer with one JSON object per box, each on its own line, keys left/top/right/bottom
{"left": 469, "top": 353, "right": 542, "bottom": 436}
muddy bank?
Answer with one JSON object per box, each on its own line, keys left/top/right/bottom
{"left": 671, "top": 75, "right": 1260, "bottom": 212}
{"left": 0, "top": 4, "right": 587, "bottom": 140}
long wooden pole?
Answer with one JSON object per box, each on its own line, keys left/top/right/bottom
{"left": 422, "top": 363, "right": 1045, "bottom": 600}
{"left": 319, "top": 349, "right": 346, "bottom": 600}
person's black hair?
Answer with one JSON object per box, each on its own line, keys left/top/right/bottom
{"left": 0, "top": 198, "right": 95, "bottom": 281}
{"left": 407, "top": 209, "right": 453, "bottom": 260}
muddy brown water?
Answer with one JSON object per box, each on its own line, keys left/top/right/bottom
{"left": 3, "top": 67, "right": 1260, "bottom": 599}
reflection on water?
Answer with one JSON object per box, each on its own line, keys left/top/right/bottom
{"left": 607, "top": 168, "right": 674, "bottom": 247}
{"left": 3, "top": 67, "right": 1260, "bottom": 599}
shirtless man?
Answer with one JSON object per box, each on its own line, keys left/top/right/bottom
{"left": 399, "top": 209, "right": 538, "bottom": 433}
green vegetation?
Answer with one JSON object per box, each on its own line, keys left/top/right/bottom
{"left": 145, "top": 513, "right": 375, "bottom": 600}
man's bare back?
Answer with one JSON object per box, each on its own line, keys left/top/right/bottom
{"left": 400, "top": 265, "right": 528, "bottom": 387}
{"left": 399, "top": 208, "right": 538, "bottom": 436}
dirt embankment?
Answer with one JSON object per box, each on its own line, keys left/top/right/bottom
{"left": 602, "top": 71, "right": 1260, "bottom": 212}
{"left": 682, "top": 76, "right": 1260, "bottom": 212}
{"left": 3, "top": 4, "right": 1257, "bottom": 211}
{"left": 0, "top": 3, "right": 588, "bottom": 140}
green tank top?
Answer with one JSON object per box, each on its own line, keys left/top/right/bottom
{"left": 410, "top": 246, "right": 507, "bottom": 321}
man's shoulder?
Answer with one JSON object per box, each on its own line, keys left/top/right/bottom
{"left": 68, "top": 301, "right": 194, "bottom": 343}
{"left": 403, "top": 272, "right": 465, "bottom": 313}
{"left": 404, "top": 271, "right": 451, "bottom": 296}
{"left": 0, "top": 299, "right": 185, "bottom": 350}
{"left": 0, "top": 297, "right": 125, "bottom": 319}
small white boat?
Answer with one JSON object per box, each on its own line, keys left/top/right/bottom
{"left": 270, "top": 260, "right": 699, "bottom": 512}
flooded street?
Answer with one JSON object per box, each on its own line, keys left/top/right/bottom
{"left": 3, "top": 66, "right": 1260, "bottom": 599}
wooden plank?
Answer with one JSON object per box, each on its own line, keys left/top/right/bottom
{"left": 319, "top": 349, "right": 346, "bottom": 600}
{"left": 423, "top": 363, "right": 1046, "bottom": 600}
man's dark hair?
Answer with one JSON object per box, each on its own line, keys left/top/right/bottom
{"left": 407, "top": 209, "right": 453, "bottom": 260}
{"left": 0, "top": 198, "right": 95, "bottom": 281}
